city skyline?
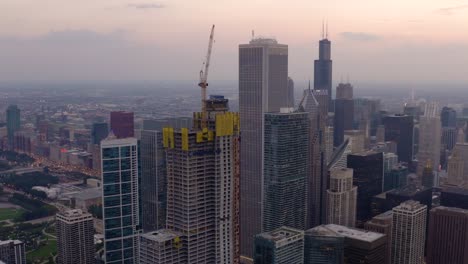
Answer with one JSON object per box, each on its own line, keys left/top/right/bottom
{"left": 1, "top": 0, "right": 468, "bottom": 83}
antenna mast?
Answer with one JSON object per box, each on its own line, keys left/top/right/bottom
{"left": 199, "top": 25, "right": 215, "bottom": 129}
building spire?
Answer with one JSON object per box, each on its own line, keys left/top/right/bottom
{"left": 322, "top": 19, "right": 325, "bottom": 39}
{"left": 326, "top": 20, "right": 329, "bottom": 39}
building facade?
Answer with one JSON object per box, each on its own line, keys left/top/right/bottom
{"left": 0, "top": 240, "right": 25, "bottom": 264}
{"left": 383, "top": 114, "right": 414, "bottom": 164}
{"left": 92, "top": 122, "right": 109, "bottom": 145}
{"left": 253, "top": 227, "right": 304, "bottom": 264}
{"left": 326, "top": 168, "right": 357, "bottom": 227}
{"left": 139, "top": 230, "right": 183, "bottom": 264}
{"left": 364, "top": 211, "right": 393, "bottom": 264}
{"left": 6, "top": 105, "right": 20, "bottom": 148}
{"left": 314, "top": 36, "right": 333, "bottom": 109}
{"left": 304, "top": 225, "right": 344, "bottom": 264}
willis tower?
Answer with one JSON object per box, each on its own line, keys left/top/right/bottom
{"left": 314, "top": 23, "right": 333, "bottom": 110}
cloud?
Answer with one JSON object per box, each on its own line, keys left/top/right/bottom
{"left": 437, "top": 5, "right": 468, "bottom": 15}
{"left": 127, "top": 3, "right": 165, "bottom": 9}
{"left": 339, "top": 32, "right": 381, "bottom": 42}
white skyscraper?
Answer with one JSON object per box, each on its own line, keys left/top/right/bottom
{"left": 326, "top": 168, "right": 357, "bottom": 227}
{"left": 391, "top": 200, "right": 427, "bottom": 264}
{"left": 101, "top": 136, "right": 140, "bottom": 264}
{"left": 417, "top": 102, "right": 441, "bottom": 177}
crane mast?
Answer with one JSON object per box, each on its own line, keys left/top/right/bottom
{"left": 199, "top": 24, "right": 215, "bottom": 129}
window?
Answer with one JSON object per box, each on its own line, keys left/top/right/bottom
{"left": 122, "top": 227, "right": 133, "bottom": 237}
{"left": 103, "top": 159, "right": 119, "bottom": 172}
{"left": 104, "top": 196, "right": 120, "bottom": 207}
{"left": 122, "top": 216, "right": 133, "bottom": 227}
{"left": 122, "top": 205, "right": 132, "bottom": 216}
{"left": 105, "top": 218, "right": 121, "bottom": 229}
{"left": 120, "top": 158, "right": 131, "bottom": 170}
{"left": 104, "top": 184, "right": 120, "bottom": 196}
{"left": 106, "top": 240, "right": 122, "bottom": 251}
{"left": 121, "top": 146, "right": 130, "bottom": 157}
{"left": 103, "top": 147, "right": 119, "bottom": 159}
{"left": 105, "top": 207, "right": 121, "bottom": 218}
{"left": 121, "top": 170, "right": 131, "bottom": 182}
{"left": 121, "top": 183, "right": 132, "bottom": 194}
{"left": 105, "top": 228, "right": 122, "bottom": 239}
{"left": 103, "top": 172, "right": 119, "bottom": 184}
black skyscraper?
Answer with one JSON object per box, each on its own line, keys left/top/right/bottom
{"left": 333, "top": 83, "right": 354, "bottom": 146}
{"left": 314, "top": 31, "right": 332, "bottom": 110}
{"left": 347, "top": 151, "right": 384, "bottom": 226}
{"left": 383, "top": 114, "right": 414, "bottom": 164}
{"left": 441, "top": 106, "right": 457, "bottom": 128}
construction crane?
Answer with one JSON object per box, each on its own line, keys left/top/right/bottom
{"left": 199, "top": 24, "right": 215, "bottom": 129}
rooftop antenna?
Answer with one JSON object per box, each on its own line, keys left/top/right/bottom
{"left": 322, "top": 19, "right": 325, "bottom": 39}
{"left": 326, "top": 20, "right": 329, "bottom": 39}
{"left": 252, "top": 30, "right": 255, "bottom": 40}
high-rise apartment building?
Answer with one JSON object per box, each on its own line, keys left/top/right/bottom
{"left": 92, "top": 122, "right": 109, "bottom": 145}
{"left": 56, "top": 209, "right": 95, "bottom": 264}
{"left": 427, "top": 206, "right": 468, "bottom": 264}
{"left": 326, "top": 168, "right": 357, "bottom": 227}
{"left": 417, "top": 103, "right": 441, "bottom": 176}
{"left": 101, "top": 137, "right": 140, "bottom": 264}
{"left": 347, "top": 151, "right": 384, "bottom": 225}
{"left": 314, "top": 33, "right": 333, "bottom": 109}
{"left": 0, "top": 240, "right": 25, "bottom": 264}
{"left": 253, "top": 227, "right": 304, "bottom": 264}
{"left": 263, "top": 110, "right": 309, "bottom": 232}
{"left": 391, "top": 200, "right": 427, "bottom": 264}
{"left": 239, "top": 38, "right": 289, "bottom": 258}
{"left": 164, "top": 96, "right": 240, "bottom": 264}
{"left": 383, "top": 114, "right": 414, "bottom": 164}
{"left": 365, "top": 211, "right": 393, "bottom": 264}
{"left": 6, "top": 105, "right": 20, "bottom": 148}
{"left": 110, "top": 111, "right": 134, "bottom": 139}
{"left": 304, "top": 225, "right": 344, "bottom": 264}
{"left": 139, "top": 230, "right": 183, "bottom": 264}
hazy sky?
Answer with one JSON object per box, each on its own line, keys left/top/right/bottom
{"left": 1, "top": 0, "right": 467, "bottom": 85}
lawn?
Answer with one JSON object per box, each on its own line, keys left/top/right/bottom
{"left": 27, "top": 239, "right": 57, "bottom": 262}
{"left": 0, "top": 208, "right": 24, "bottom": 221}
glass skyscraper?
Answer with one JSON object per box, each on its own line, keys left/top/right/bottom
{"left": 101, "top": 137, "right": 140, "bottom": 264}
{"left": 6, "top": 105, "right": 20, "bottom": 148}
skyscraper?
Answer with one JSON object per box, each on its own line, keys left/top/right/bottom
{"left": 56, "top": 209, "right": 95, "bottom": 264}
{"left": 239, "top": 38, "right": 289, "bottom": 258}
{"left": 253, "top": 227, "right": 304, "bottom": 264}
{"left": 139, "top": 229, "right": 183, "bottom": 264}
{"left": 447, "top": 143, "right": 468, "bottom": 187}
{"left": 263, "top": 110, "right": 309, "bottom": 232}
{"left": 364, "top": 211, "right": 393, "bottom": 264}
{"left": 427, "top": 206, "right": 468, "bottom": 264}
{"left": 383, "top": 114, "right": 414, "bottom": 164}
{"left": 6, "top": 105, "right": 20, "bottom": 148}
{"left": 347, "top": 151, "right": 384, "bottom": 225}
{"left": 91, "top": 122, "right": 109, "bottom": 145}
{"left": 334, "top": 84, "right": 354, "bottom": 146}
{"left": 164, "top": 96, "right": 240, "bottom": 263}
{"left": 441, "top": 106, "right": 457, "bottom": 128}
{"left": 304, "top": 225, "right": 344, "bottom": 264}
{"left": 326, "top": 168, "right": 357, "bottom": 227}
{"left": 314, "top": 30, "right": 333, "bottom": 109}
{"left": 417, "top": 103, "right": 441, "bottom": 176}
{"left": 110, "top": 111, "right": 134, "bottom": 139}
{"left": 287, "top": 77, "right": 295, "bottom": 107}
{"left": 391, "top": 200, "right": 427, "bottom": 264}
{"left": 101, "top": 137, "right": 140, "bottom": 264}
{"left": 336, "top": 83, "right": 353, "bottom": 100}
{"left": 0, "top": 240, "right": 25, "bottom": 264}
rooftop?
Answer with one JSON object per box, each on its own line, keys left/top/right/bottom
{"left": 141, "top": 229, "right": 181, "bottom": 243}
{"left": 431, "top": 206, "right": 468, "bottom": 215}
{"left": 306, "top": 225, "right": 343, "bottom": 237}
{"left": 0, "top": 240, "right": 23, "bottom": 246}
{"left": 325, "top": 224, "right": 385, "bottom": 243}
{"left": 393, "top": 200, "right": 427, "bottom": 212}
{"left": 257, "top": 226, "right": 304, "bottom": 243}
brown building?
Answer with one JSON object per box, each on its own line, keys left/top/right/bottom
{"left": 364, "top": 211, "right": 393, "bottom": 264}
{"left": 427, "top": 206, "right": 468, "bottom": 264}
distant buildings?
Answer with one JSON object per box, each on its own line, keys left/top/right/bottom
{"left": 56, "top": 209, "right": 94, "bottom": 264}
{"left": 427, "top": 206, "right": 468, "bottom": 264}
{"left": 253, "top": 227, "right": 304, "bottom": 264}
{"left": 110, "top": 111, "right": 134, "bottom": 139}
{"left": 101, "top": 137, "right": 140, "bottom": 264}
{"left": 0, "top": 240, "right": 25, "bottom": 264}
{"left": 441, "top": 107, "right": 457, "bottom": 128}
{"left": 326, "top": 168, "right": 357, "bottom": 227}
{"left": 91, "top": 122, "right": 109, "bottom": 145}
{"left": 6, "top": 105, "right": 21, "bottom": 148}
{"left": 239, "top": 38, "right": 289, "bottom": 259}
{"left": 391, "top": 201, "right": 427, "bottom": 264}
{"left": 139, "top": 230, "right": 183, "bottom": 264}
{"left": 304, "top": 226, "right": 344, "bottom": 264}
{"left": 334, "top": 84, "right": 354, "bottom": 146}
{"left": 383, "top": 114, "right": 414, "bottom": 164}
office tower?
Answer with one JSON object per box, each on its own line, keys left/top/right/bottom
{"left": 383, "top": 114, "right": 414, "bottom": 164}
{"left": 336, "top": 83, "right": 353, "bottom": 100}
{"left": 354, "top": 98, "right": 381, "bottom": 136}
{"left": 391, "top": 201, "right": 427, "bottom": 264}
{"left": 139, "top": 230, "right": 183, "bottom": 264}
{"left": 304, "top": 225, "right": 344, "bottom": 264}
{"left": 287, "top": 77, "right": 295, "bottom": 107}
{"left": 140, "top": 129, "right": 166, "bottom": 232}
{"left": 441, "top": 106, "right": 457, "bottom": 128}
{"left": 403, "top": 104, "right": 422, "bottom": 122}
{"left": 383, "top": 153, "right": 399, "bottom": 172}
{"left": 440, "top": 187, "right": 468, "bottom": 209}
{"left": 326, "top": 168, "right": 357, "bottom": 227}
{"left": 253, "top": 227, "right": 304, "bottom": 264}
{"left": 110, "top": 111, "right": 134, "bottom": 138}
{"left": 0, "top": 240, "right": 25, "bottom": 264}
{"left": 365, "top": 211, "right": 393, "bottom": 264}
{"left": 347, "top": 151, "right": 384, "bottom": 225}
{"left": 384, "top": 165, "right": 408, "bottom": 191}
{"left": 314, "top": 30, "right": 333, "bottom": 109}
{"left": 299, "top": 88, "right": 327, "bottom": 229}
{"left": 447, "top": 143, "right": 468, "bottom": 186}
{"left": 101, "top": 137, "right": 140, "bottom": 264}
{"left": 385, "top": 185, "right": 432, "bottom": 218}
{"left": 417, "top": 103, "right": 441, "bottom": 176}
{"left": 344, "top": 130, "right": 365, "bottom": 153}
{"left": 239, "top": 38, "right": 289, "bottom": 258}
{"left": 325, "top": 126, "right": 334, "bottom": 163}
{"left": 328, "top": 138, "right": 352, "bottom": 170}
{"left": 421, "top": 163, "right": 435, "bottom": 188}
{"left": 376, "top": 125, "right": 385, "bottom": 142}
{"left": 325, "top": 224, "right": 387, "bottom": 264}
{"left": 165, "top": 97, "right": 240, "bottom": 264}
{"left": 263, "top": 110, "right": 309, "bottom": 231}
{"left": 56, "top": 209, "right": 94, "bottom": 264}
{"left": 92, "top": 122, "right": 109, "bottom": 145}
{"left": 442, "top": 127, "right": 458, "bottom": 151}
{"left": 6, "top": 105, "right": 20, "bottom": 148}
{"left": 427, "top": 206, "right": 468, "bottom": 264}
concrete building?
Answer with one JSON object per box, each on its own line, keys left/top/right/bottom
{"left": 326, "top": 168, "right": 357, "bottom": 227}
{"left": 239, "top": 38, "right": 289, "bottom": 259}
{"left": 110, "top": 111, "right": 134, "bottom": 139}
{"left": 304, "top": 225, "right": 344, "bottom": 264}
{"left": 326, "top": 224, "right": 387, "bottom": 264}
{"left": 263, "top": 110, "right": 309, "bottom": 232}
{"left": 391, "top": 200, "right": 427, "bottom": 264}
{"left": 383, "top": 114, "right": 414, "bottom": 164}
{"left": 139, "top": 230, "right": 183, "bottom": 264}
{"left": 101, "top": 137, "right": 140, "bottom": 264}
{"left": 253, "top": 227, "right": 304, "bottom": 264}
{"left": 427, "top": 206, "right": 468, "bottom": 264}
{"left": 365, "top": 211, "right": 393, "bottom": 264}
{"left": 164, "top": 97, "right": 240, "bottom": 264}
{"left": 56, "top": 209, "right": 95, "bottom": 264}
{"left": 0, "top": 240, "right": 25, "bottom": 264}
